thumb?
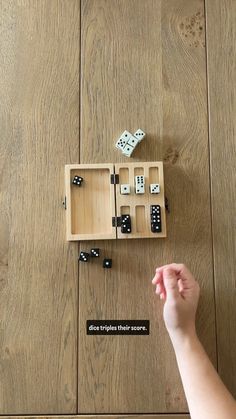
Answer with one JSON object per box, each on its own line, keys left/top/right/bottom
{"left": 163, "top": 268, "right": 180, "bottom": 301}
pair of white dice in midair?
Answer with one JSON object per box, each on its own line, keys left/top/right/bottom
{"left": 121, "top": 176, "right": 160, "bottom": 195}
{"left": 116, "top": 129, "right": 145, "bottom": 157}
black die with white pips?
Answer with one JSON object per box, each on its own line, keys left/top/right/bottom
{"left": 90, "top": 248, "right": 100, "bottom": 257}
{"left": 121, "top": 214, "right": 132, "bottom": 234}
{"left": 150, "top": 205, "right": 162, "bottom": 233}
{"left": 72, "top": 175, "right": 84, "bottom": 186}
{"left": 151, "top": 223, "right": 162, "bottom": 233}
{"left": 103, "top": 258, "right": 112, "bottom": 268}
{"left": 79, "top": 251, "right": 90, "bottom": 262}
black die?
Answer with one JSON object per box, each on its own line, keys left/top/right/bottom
{"left": 103, "top": 258, "right": 112, "bottom": 268}
{"left": 79, "top": 251, "right": 90, "bottom": 262}
{"left": 121, "top": 224, "right": 132, "bottom": 234}
{"left": 151, "top": 223, "right": 162, "bottom": 233}
{"left": 72, "top": 175, "right": 84, "bottom": 186}
{"left": 90, "top": 248, "right": 100, "bottom": 257}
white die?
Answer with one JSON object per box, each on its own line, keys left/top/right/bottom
{"left": 120, "top": 184, "right": 130, "bottom": 195}
{"left": 150, "top": 184, "right": 160, "bottom": 194}
{"left": 122, "top": 143, "right": 134, "bottom": 157}
{"left": 133, "top": 128, "right": 146, "bottom": 142}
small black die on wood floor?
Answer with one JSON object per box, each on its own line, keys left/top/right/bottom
{"left": 90, "top": 248, "right": 100, "bottom": 257}
{"left": 79, "top": 251, "right": 90, "bottom": 262}
{"left": 103, "top": 258, "right": 112, "bottom": 268}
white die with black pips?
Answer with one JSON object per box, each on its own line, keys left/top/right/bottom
{"left": 115, "top": 129, "right": 146, "bottom": 158}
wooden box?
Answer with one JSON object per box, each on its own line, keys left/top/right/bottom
{"left": 65, "top": 162, "right": 167, "bottom": 241}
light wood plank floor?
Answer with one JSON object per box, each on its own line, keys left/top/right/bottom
{"left": 78, "top": 0, "right": 215, "bottom": 414}
{"left": 205, "top": 0, "right": 236, "bottom": 398}
{"left": 0, "top": 0, "right": 80, "bottom": 414}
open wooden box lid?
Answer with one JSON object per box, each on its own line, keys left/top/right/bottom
{"left": 65, "top": 163, "right": 116, "bottom": 241}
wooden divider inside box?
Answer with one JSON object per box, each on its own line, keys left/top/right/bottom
{"left": 115, "top": 162, "right": 166, "bottom": 239}
{"left": 65, "top": 164, "right": 116, "bottom": 241}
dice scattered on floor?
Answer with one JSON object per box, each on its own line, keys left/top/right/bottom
{"left": 90, "top": 248, "right": 100, "bottom": 257}
{"left": 115, "top": 129, "right": 146, "bottom": 157}
{"left": 79, "top": 249, "right": 113, "bottom": 268}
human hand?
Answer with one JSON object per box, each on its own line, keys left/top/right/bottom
{"left": 152, "top": 263, "right": 200, "bottom": 343}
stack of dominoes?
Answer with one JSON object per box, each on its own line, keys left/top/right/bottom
{"left": 115, "top": 129, "right": 146, "bottom": 157}
{"left": 150, "top": 205, "right": 162, "bottom": 233}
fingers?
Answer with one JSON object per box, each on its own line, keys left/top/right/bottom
{"left": 155, "top": 263, "right": 196, "bottom": 285}
{"left": 178, "top": 277, "right": 184, "bottom": 293}
{"left": 156, "top": 283, "right": 166, "bottom": 300}
{"left": 152, "top": 271, "right": 161, "bottom": 284}
{"left": 153, "top": 272, "right": 184, "bottom": 299}
{"left": 155, "top": 282, "right": 166, "bottom": 298}
{"left": 155, "top": 283, "right": 161, "bottom": 293}
{"left": 163, "top": 268, "right": 181, "bottom": 301}
{"left": 152, "top": 263, "right": 197, "bottom": 302}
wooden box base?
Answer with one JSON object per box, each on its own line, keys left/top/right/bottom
{"left": 65, "top": 162, "right": 167, "bottom": 241}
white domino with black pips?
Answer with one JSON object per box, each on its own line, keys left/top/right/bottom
{"left": 135, "top": 175, "right": 145, "bottom": 194}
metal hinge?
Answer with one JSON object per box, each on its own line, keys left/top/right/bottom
{"left": 62, "top": 196, "right": 67, "bottom": 210}
{"left": 112, "top": 216, "right": 121, "bottom": 227}
{"left": 110, "top": 173, "right": 119, "bottom": 184}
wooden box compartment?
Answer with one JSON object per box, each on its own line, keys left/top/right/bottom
{"left": 116, "top": 162, "right": 166, "bottom": 239}
{"left": 65, "top": 162, "right": 167, "bottom": 241}
{"left": 65, "top": 164, "right": 116, "bottom": 241}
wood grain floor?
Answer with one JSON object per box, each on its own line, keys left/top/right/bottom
{"left": 205, "top": 0, "right": 236, "bottom": 398}
{"left": 0, "top": 416, "right": 188, "bottom": 419}
{"left": 0, "top": 0, "right": 235, "bottom": 416}
{"left": 0, "top": 0, "right": 79, "bottom": 414}
{"left": 78, "top": 0, "right": 215, "bottom": 414}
